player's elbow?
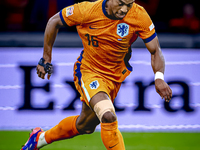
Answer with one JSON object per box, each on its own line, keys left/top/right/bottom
{"left": 47, "top": 12, "right": 63, "bottom": 29}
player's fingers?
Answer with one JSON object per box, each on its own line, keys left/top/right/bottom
{"left": 37, "top": 70, "right": 39, "bottom": 76}
{"left": 165, "top": 99, "right": 170, "bottom": 103}
{"left": 163, "top": 91, "right": 170, "bottom": 102}
{"left": 159, "top": 89, "right": 169, "bottom": 102}
{"left": 37, "top": 70, "right": 45, "bottom": 79}
{"left": 36, "top": 66, "right": 40, "bottom": 75}
{"left": 38, "top": 72, "right": 42, "bottom": 78}
{"left": 157, "top": 90, "right": 164, "bottom": 100}
{"left": 166, "top": 87, "right": 172, "bottom": 101}
{"left": 47, "top": 74, "right": 51, "bottom": 80}
{"left": 166, "top": 91, "right": 171, "bottom": 101}
{"left": 37, "top": 65, "right": 46, "bottom": 79}
{"left": 163, "top": 94, "right": 168, "bottom": 102}
{"left": 169, "top": 87, "right": 172, "bottom": 98}
{"left": 37, "top": 66, "right": 42, "bottom": 75}
{"left": 40, "top": 72, "right": 46, "bottom": 79}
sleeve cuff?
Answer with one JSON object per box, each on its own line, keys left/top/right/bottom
{"left": 59, "top": 10, "right": 68, "bottom": 26}
{"left": 143, "top": 32, "right": 157, "bottom": 43}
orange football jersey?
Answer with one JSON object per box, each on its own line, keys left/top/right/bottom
{"left": 60, "top": 0, "right": 156, "bottom": 82}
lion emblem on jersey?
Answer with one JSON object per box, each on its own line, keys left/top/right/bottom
{"left": 117, "top": 23, "right": 129, "bottom": 38}
{"left": 89, "top": 80, "right": 99, "bottom": 89}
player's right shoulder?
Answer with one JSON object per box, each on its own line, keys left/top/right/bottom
{"left": 76, "top": 0, "right": 102, "bottom": 14}
{"left": 60, "top": 0, "right": 103, "bottom": 26}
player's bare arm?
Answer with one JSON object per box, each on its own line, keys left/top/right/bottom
{"left": 145, "top": 36, "right": 172, "bottom": 102}
{"left": 37, "top": 12, "right": 64, "bottom": 80}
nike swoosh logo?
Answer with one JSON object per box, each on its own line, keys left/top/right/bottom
{"left": 109, "top": 143, "right": 119, "bottom": 148}
{"left": 89, "top": 26, "right": 98, "bottom": 29}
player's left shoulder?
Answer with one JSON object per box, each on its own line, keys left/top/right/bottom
{"left": 125, "top": 3, "right": 147, "bottom": 20}
{"left": 133, "top": 2, "right": 146, "bottom": 12}
{"left": 129, "top": 2, "right": 150, "bottom": 17}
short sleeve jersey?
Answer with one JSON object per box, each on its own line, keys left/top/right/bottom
{"left": 60, "top": 0, "right": 156, "bottom": 82}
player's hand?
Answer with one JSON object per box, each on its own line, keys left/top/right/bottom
{"left": 36, "top": 64, "right": 51, "bottom": 79}
{"left": 155, "top": 79, "right": 172, "bottom": 102}
{"left": 37, "top": 58, "right": 53, "bottom": 80}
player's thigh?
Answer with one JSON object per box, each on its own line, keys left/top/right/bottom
{"left": 74, "top": 62, "right": 121, "bottom": 106}
{"left": 74, "top": 70, "right": 110, "bottom": 106}
{"left": 76, "top": 102, "right": 100, "bottom": 134}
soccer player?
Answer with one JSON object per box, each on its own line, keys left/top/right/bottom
{"left": 21, "top": 0, "right": 172, "bottom": 149}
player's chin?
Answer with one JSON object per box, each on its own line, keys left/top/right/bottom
{"left": 116, "top": 13, "right": 126, "bottom": 19}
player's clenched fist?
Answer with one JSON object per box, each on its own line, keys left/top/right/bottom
{"left": 37, "top": 58, "right": 53, "bottom": 80}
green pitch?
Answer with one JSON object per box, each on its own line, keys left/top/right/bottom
{"left": 0, "top": 131, "right": 199, "bottom": 150}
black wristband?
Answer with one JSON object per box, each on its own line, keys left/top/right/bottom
{"left": 38, "top": 58, "right": 53, "bottom": 75}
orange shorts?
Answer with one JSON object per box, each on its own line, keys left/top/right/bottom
{"left": 73, "top": 60, "right": 121, "bottom": 106}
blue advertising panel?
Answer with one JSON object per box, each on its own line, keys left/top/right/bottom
{"left": 0, "top": 47, "right": 200, "bottom": 131}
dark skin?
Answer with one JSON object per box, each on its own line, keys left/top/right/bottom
{"left": 37, "top": 0, "right": 172, "bottom": 134}
{"left": 106, "top": 0, "right": 135, "bottom": 20}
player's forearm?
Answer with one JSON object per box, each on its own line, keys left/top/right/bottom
{"left": 43, "top": 21, "right": 59, "bottom": 63}
{"left": 145, "top": 36, "right": 165, "bottom": 74}
{"left": 43, "top": 13, "right": 62, "bottom": 63}
{"left": 151, "top": 47, "right": 165, "bottom": 74}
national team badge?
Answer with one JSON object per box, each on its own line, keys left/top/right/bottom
{"left": 89, "top": 80, "right": 99, "bottom": 89}
{"left": 117, "top": 23, "right": 129, "bottom": 38}
{"left": 66, "top": 6, "right": 74, "bottom": 17}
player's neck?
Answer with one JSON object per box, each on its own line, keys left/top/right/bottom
{"left": 105, "top": 0, "right": 110, "bottom": 16}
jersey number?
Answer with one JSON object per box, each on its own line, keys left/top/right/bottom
{"left": 85, "top": 34, "right": 99, "bottom": 47}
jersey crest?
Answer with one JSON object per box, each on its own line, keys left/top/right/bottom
{"left": 117, "top": 23, "right": 129, "bottom": 38}
{"left": 89, "top": 80, "right": 99, "bottom": 89}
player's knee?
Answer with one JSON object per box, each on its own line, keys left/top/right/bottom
{"left": 101, "top": 111, "right": 116, "bottom": 123}
{"left": 93, "top": 100, "right": 116, "bottom": 123}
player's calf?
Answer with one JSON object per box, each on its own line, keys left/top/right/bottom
{"left": 93, "top": 100, "right": 125, "bottom": 149}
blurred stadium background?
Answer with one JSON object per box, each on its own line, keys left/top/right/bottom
{"left": 0, "top": 0, "right": 200, "bottom": 149}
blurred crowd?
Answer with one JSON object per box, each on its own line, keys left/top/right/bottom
{"left": 0, "top": 0, "right": 199, "bottom": 33}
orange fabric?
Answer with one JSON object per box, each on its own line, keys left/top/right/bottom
{"left": 45, "top": 115, "right": 79, "bottom": 144}
{"left": 101, "top": 121, "right": 125, "bottom": 150}
{"left": 60, "top": 0, "right": 155, "bottom": 82}
{"left": 73, "top": 62, "right": 121, "bottom": 105}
